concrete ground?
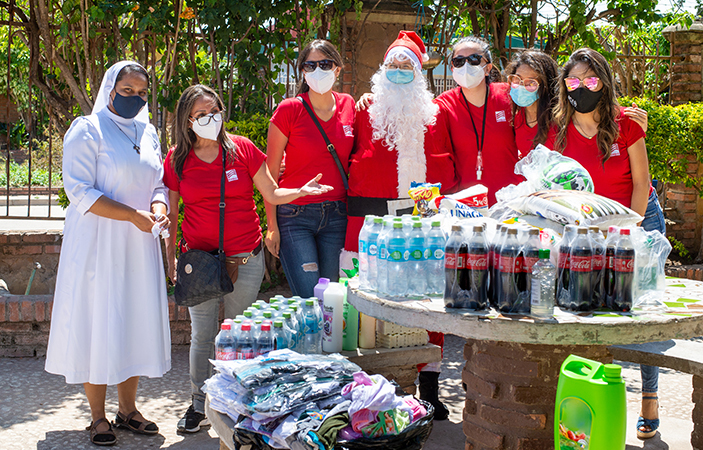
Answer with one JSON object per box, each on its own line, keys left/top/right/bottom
{"left": 0, "top": 334, "right": 695, "bottom": 450}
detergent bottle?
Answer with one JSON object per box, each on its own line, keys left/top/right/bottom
{"left": 555, "top": 354, "right": 626, "bottom": 450}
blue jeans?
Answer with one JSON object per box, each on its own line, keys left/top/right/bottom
{"left": 188, "top": 248, "right": 265, "bottom": 413}
{"left": 277, "top": 201, "right": 347, "bottom": 297}
{"left": 640, "top": 188, "right": 665, "bottom": 394}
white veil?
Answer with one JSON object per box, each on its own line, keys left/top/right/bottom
{"left": 92, "top": 60, "right": 150, "bottom": 125}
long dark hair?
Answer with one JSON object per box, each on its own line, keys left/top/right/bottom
{"left": 171, "top": 84, "right": 236, "bottom": 179}
{"left": 505, "top": 50, "right": 559, "bottom": 147}
{"left": 296, "top": 39, "right": 343, "bottom": 95}
{"left": 553, "top": 48, "right": 620, "bottom": 162}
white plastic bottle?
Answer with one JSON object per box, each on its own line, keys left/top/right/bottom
{"left": 322, "top": 282, "right": 345, "bottom": 353}
{"left": 407, "top": 221, "right": 427, "bottom": 296}
{"left": 530, "top": 248, "right": 556, "bottom": 318}
{"left": 386, "top": 222, "right": 409, "bottom": 297}
{"left": 357, "top": 216, "right": 375, "bottom": 290}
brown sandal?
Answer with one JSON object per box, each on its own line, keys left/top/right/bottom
{"left": 86, "top": 417, "right": 117, "bottom": 446}
{"left": 113, "top": 410, "right": 159, "bottom": 435}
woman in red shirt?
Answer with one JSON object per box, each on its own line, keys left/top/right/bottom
{"left": 435, "top": 36, "right": 521, "bottom": 205}
{"left": 548, "top": 48, "right": 665, "bottom": 440}
{"left": 163, "top": 85, "right": 330, "bottom": 434}
{"left": 265, "top": 40, "right": 355, "bottom": 297}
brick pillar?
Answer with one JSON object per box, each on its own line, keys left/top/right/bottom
{"left": 462, "top": 339, "right": 612, "bottom": 450}
{"left": 662, "top": 21, "right": 703, "bottom": 259}
{"left": 693, "top": 375, "right": 703, "bottom": 450}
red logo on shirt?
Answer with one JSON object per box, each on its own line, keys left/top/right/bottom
{"left": 343, "top": 125, "right": 353, "bottom": 137}
{"left": 495, "top": 111, "right": 506, "bottom": 123}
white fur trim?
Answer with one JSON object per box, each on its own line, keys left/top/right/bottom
{"left": 395, "top": 134, "right": 427, "bottom": 198}
{"left": 339, "top": 249, "right": 358, "bottom": 279}
{"left": 385, "top": 47, "right": 421, "bottom": 70}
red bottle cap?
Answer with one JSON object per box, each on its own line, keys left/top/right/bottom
{"left": 221, "top": 323, "right": 231, "bottom": 330}
{"left": 261, "top": 324, "right": 271, "bottom": 331}
{"left": 241, "top": 324, "right": 251, "bottom": 331}
{"left": 619, "top": 228, "right": 631, "bottom": 235}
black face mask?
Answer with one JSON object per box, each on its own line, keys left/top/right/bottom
{"left": 567, "top": 87, "right": 603, "bottom": 114}
{"left": 112, "top": 91, "right": 147, "bottom": 119}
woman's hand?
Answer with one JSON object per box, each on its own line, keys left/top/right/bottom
{"left": 131, "top": 209, "right": 157, "bottom": 233}
{"left": 624, "top": 103, "right": 648, "bottom": 133}
{"left": 299, "top": 173, "right": 333, "bottom": 196}
{"left": 265, "top": 228, "right": 280, "bottom": 258}
{"left": 154, "top": 212, "right": 170, "bottom": 231}
{"left": 356, "top": 93, "right": 374, "bottom": 111}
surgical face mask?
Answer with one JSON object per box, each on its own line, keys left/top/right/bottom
{"left": 304, "top": 67, "right": 336, "bottom": 94}
{"left": 111, "top": 91, "right": 146, "bottom": 119}
{"left": 385, "top": 68, "right": 414, "bottom": 85}
{"left": 567, "top": 87, "right": 604, "bottom": 114}
{"left": 452, "top": 63, "right": 486, "bottom": 89}
{"left": 190, "top": 113, "right": 223, "bottom": 141}
{"left": 510, "top": 85, "right": 539, "bottom": 108}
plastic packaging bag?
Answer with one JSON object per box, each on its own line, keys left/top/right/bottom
{"left": 495, "top": 145, "right": 594, "bottom": 203}
{"left": 408, "top": 182, "right": 441, "bottom": 217}
{"left": 631, "top": 228, "right": 671, "bottom": 312}
{"left": 490, "top": 190, "right": 643, "bottom": 229}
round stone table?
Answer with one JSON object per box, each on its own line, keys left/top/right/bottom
{"left": 347, "top": 277, "right": 703, "bottom": 449}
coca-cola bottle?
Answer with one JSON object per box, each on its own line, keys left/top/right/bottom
{"left": 498, "top": 227, "right": 521, "bottom": 313}
{"left": 519, "top": 228, "right": 541, "bottom": 311}
{"left": 556, "top": 225, "right": 577, "bottom": 308}
{"left": 444, "top": 225, "right": 463, "bottom": 308}
{"left": 612, "top": 228, "right": 635, "bottom": 312}
{"left": 603, "top": 226, "right": 621, "bottom": 309}
{"left": 569, "top": 227, "right": 593, "bottom": 311}
{"left": 588, "top": 226, "right": 607, "bottom": 309}
{"left": 490, "top": 225, "right": 508, "bottom": 309}
{"left": 467, "top": 225, "right": 488, "bottom": 310}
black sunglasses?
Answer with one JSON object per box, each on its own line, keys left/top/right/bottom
{"left": 451, "top": 53, "right": 485, "bottom": 68}
{"left": 302, "top": 59, "right": 335, "bottom": 73}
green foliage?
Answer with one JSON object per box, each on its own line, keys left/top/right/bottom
{"left": 621, "top": 96, "right": 703, "bottom": 195}
{"left": 0, "top": 161, "right": 62, "bottom": 188}
{"left": 668, "top": 235, "right": 692, "bottom": 260}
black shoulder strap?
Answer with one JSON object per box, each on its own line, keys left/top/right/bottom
{"left": 297, "top": 96, "right": 349, "bottom": 190}
{"left": 218, "top": 147, "right": 226, "bottom": 262}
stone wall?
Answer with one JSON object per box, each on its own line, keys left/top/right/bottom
{"left": 0, "top": 94, "right": 20, "bottom": 123}
{"left": 0, "top": 231, "right": 62, "bottom": 295}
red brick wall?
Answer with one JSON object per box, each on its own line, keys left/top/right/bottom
{"left": 664, "top": 156, "right": 703, "bottom": 257}
{"left": 0, "top": 231, "right": 63, "bottom": 296}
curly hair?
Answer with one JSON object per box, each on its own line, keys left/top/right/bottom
{"left": 505, "top": 50, "right": 559, "bottom": 148}
{"left": 552, "top": 48, "right": 621, "bottom": 162}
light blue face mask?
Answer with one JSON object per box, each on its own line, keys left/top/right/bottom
{"left": 510, "top": 85, "right": 539, "bottom": 108}
{"left": 386, "top": 69, "right": 414, "bottom": 85}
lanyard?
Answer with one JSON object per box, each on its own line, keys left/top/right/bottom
{"left": 461, "top": 85, "right": 489, "bottom": 180}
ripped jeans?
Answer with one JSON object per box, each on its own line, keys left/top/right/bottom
{"left": 277, "top": 201, "right": 347, "bottom": 297}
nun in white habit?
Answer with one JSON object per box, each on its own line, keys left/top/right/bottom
{"left": 45, "top": 60, "right": 170, "bottom": 445}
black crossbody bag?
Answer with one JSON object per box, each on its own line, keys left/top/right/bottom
{"left": 174, "top": 148, "right": 234, "bottom": 307}
{"left": 297, "top": 96, "right": 349, "bottom": 189}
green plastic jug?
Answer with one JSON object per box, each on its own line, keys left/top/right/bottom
{"left": 554, "top": 355, "right": 626, "bottom": 450}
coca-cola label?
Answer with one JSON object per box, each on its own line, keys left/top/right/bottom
{"left": 216, "top": 351, "right": 236, "bottom": 361}
{"left": 237, "top": 349, "right": 254, "bottom": 360}
{"left": 614, "top": 257, "right": 634, "bottom": 273}
{"left": 445, "top": 252, "right": 457, "bottom": 269}
{"left": 558, "top": 253, "right": 570, "bottom": 269}
{"left": 499, "top": 255, "right": 521, "bottom": 273}
{"left": 524, "top": 256, "right": 540, "bottom": 272}
{"left": 457, "top": 253, "right": 468, "bottom": 269}
{"left": 593, "top": 255, "right": 606, "bottom": 271}
{"left": 468, "top": 253, "right": 488, "bottom": 270}
{"left": 571, "top": 255, "right": 592, "bottom": 272}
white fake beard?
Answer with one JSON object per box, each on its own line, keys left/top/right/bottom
{"left": 368, "top": 66, "right": 439, "bottom": 198}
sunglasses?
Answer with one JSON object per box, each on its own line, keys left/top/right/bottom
{"left": 507, "top": 75, "right": 540, "bottom": 93}
{"left": 564, "top": 76, "right": 600, "bottom": 92}
{"left": 190, "top": 112, "right": 224, "bottom": 127}
{"left": 451, "top": 53, "right": 484, "bottom": 68}
{"left": 302, "top": 59, "right": 335, "bottom": 73}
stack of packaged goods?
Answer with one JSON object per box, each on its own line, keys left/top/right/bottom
{"left": 375, "top": 320, "right": 428, "bottom": 349}
{"left": 204, "top": 353, "right": 433, "bottom": 450}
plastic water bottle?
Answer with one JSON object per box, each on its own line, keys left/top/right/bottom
{"left": 530, "top": 249, "right": 556, "bottom": 318}
{"left": 358, "top": 216, "right": 375, "bottom": 289}
{"left": 257, "top": 322, "right": 274, "bottom": 357}
{"left": 289, "top": 304, "right": 305, "bottom": 347}
{"left": 282, "top": 311, "right": 298, "bottom": 350}
{"left": 322, "top": 282, "right": 345, "bottom": 353}
{"left": 365, "top": 217, "right": 383, "bottom": 291}
{"left": 235, "top": 323, "right": 255, "bottom": 360}
{"left": 302, "top": 299, "right": 322, "bottom": 354}
{"left": 387, "top": 222, "right": 409, "bottom": 297}
{"left": 407, "top": 221, "right": 427, "bottom": 296}
{"left": 425, "top": 220, "right": 446, "bottom": 296}
{"left": 273, "top": 320, "right": 290, "bottom": 350}
{"left": 377, "top": 218, "right": 394, "bottom": 294}
{"left": 215, "top": 323, "right": 236, "bottom": 361}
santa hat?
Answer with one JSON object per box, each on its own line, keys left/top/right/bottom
{"left": 384, "top": 31, "right": 429, "bottom": 69}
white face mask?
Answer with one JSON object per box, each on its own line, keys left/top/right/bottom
{"left": 190, "top": 114, "right": 223, "bottom": 141}
{"left": 304, "top": 67, "right": 336, "bottom": 94}
{"left": 453, "top": 63, "right": 486, "bottom": 90}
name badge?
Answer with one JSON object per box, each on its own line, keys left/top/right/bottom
{"left": 226, "top": 169, "right": 238, "bottom": 182}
